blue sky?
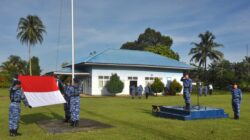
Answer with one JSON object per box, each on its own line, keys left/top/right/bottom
{"left": 0, "top": 0, "right": 250, "bottom": 73}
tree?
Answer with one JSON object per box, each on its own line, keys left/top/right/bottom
{"left": 105, "top": 74, "right": 124, "bottom": 95}
{"left": 17, "top": 15, "right": 46, "bottom": 75}
{"left": 189, "top": 31, "right": 223, "bottom": 81}
{"left": 150, "top": 78, "right": 164, "bottom": 95}
{"left": 0, "top": 55, "right": 28, "bottom": 78}
{"left": 145, "top": 45, "right": 179, "bottom": 60}
{"left": 169, "top": 79, "right": 182, "bottom": 95}
{"left": 121, "top": 28, "right": 179, "bottom": 60}
{"left": 27, "top": 56, "right": 41, "bottom": 75}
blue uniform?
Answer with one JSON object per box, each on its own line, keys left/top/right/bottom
{"left": 204, "top": 86, "right": 208, "bottom": 96}
{"left": 181, "top": 77, "right": 192, "bottom": 104}
{"left": 137, "top": 85, "right": 143, "bottom": 97}
{"left": 231, "top": 88, "right": 242, "bottom": 117}
{"left": 64, "top": 85, "right": 72, "bottom": 120}
{"left": 131, "top": 85, "right": 136, "bottom": 98}
{"left": 9, "top": 87, "right": 29, "bottom": 130}
{"left": 69, "top": 84, "right": 81, "bottom": 121}
{"left": 199, "top": 85, "right": 203, "bottom": 96}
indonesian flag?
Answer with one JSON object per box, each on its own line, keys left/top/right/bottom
{"left": 19, "top": 75, "right": 66, "bottom": 108}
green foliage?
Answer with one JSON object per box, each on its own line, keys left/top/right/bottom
{"left": 121, "top": 28, "right": 179, "bottom": 60}
{"left": 189, "top": 31, "right": 223, "bottom": 81}
{"left": 145, "top": 45, "right": 179, "bottom": 60}
{"left": 0, "top": 55, "right": 28, "bottom": 77}
{"left": 27, "top": 56, "right": 42, "bottom": 75}
{"left": 150, "top": 78, "right": 164, "bottom": 93}
{"left": 0, "top": 72, "right": 11, "bottom": 88}
{"left": 105, "top": 74, "right": 124, "bottom": 95}
{"left": 169, "top": 79, "right": 182, "bottom": 95}
{"left": 17, "top": 15, "right": 46, "bottom": 75}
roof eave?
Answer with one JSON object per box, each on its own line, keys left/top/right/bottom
{"left": 80, "top": 62, "right": 193, "bottom": 70}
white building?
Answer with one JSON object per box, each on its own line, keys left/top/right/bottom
{"left": 54, "top": 49, "right": 192, "bottom": 96}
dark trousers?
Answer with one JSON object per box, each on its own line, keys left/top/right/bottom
{"left": 145, "top": 92, "right": 149, "bottom": 99}
{"left": 209, "top": 90, "right": 213, "bottom": 95}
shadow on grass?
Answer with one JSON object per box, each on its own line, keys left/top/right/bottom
{"left": 83, "top": 109, "right": 185, "bottom": 140}
{"left": 21, "top": 112, "right": 64, "bottom": 124}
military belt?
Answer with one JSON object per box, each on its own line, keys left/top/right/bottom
{"left": 11, "top": 100, "right": 21, "bottom": 103}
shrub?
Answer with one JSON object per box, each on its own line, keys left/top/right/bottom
{"left": 0, "top": 73, "right": 11, "bottom": 88}
{"left": 105, "top": 74, "right": 124, "bottom": 95}
{"left": 151, "top": 78, "right": 164, "bottom": 94}
{"left": 169, "top": 79, "right": 182, "bottom": 95}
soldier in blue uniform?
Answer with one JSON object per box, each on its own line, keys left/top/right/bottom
{"left": 9, "top": 80, "right": 31, "bottom": 136}
{"left": 181, "top": 73, "right": 192, "bottom": 110}
{"left": 70, "top": 78, "right": 82, "bottom": 127}
{"left": 144, "top": 84, "right": 150, "bottom": 99}
{"left": 130, "top": 85, "right": 136, "bottom": 99}
{"left": 63, "top": 82, "right": 72, "bottom": 122}
{"left": 198, "top": 82, "right": 203, "bottom": 96}
{"left": 137, "top": 85, "right": 143, "bottom": 99}
{"left": 231, "top": 82, "right": 242, "bottom": 120}
{"left": 204, "top": 85, "right": 208, "bottom": 96}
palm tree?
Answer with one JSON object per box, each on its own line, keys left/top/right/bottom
{"left": 189, "top": 31, "right": 223, "bottom": 81}
{"left": 17, "top": 15, "right": 46, "bottom": 75}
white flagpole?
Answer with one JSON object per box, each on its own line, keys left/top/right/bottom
{"left": 71, "top": 0, "right": 75, "bottom": 84}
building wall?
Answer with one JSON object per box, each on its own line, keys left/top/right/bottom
{"left": 91, "top": 66, "right": 183, "bottom": 96}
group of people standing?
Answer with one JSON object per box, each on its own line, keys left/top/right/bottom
{"left": 57, "top": 77, "right": 82, "bottom": 127}
{"left": 181, "top": 73, "right": 243, "bottom": 120}
{"left": 8, "top": 75, "right": 82, "bottom": 137}
{"left": 130, "top": 84, "right": 151, "bottom": 99}
{"left": 198, "top": 83, "right": 213, "bottom": 96}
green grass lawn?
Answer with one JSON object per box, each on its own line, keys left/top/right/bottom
{"left": 0, "top": 88, "right": 250, "bottom": 140}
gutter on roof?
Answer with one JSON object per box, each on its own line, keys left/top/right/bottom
{"left": 81, "top": 62, "right": 193, "bottom": 70}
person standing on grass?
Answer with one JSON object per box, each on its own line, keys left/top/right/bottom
{"left": 9, "top": 80, "right": 31, "bottom": 136}
{"left": 137, "top": 85, "right": 143, "bottom": 99}
{"left": 63, "top": 81, "right": 72, "bottom": 123}
{"left": 130, "top": 85, "right": 136, "bottom": 99}
{"left": 204, "top": 85, "right": 208, "bottom": 96}
{"left": 70, "top": 78, "right": 82, "bottom": 127}
{"left": 208, "top": 84, "right": 213, "bottom": 95}
{"left": 181, "top": 73, "right": 192, "bottom": 110}
{"left": 198, "top": 82, "right": 203, "bottom": 96}
{"left": 231, "top": 82, "right": 242, "bottom": 120}
{"left": 144, "top": 84, "right": 150, "bottom": 99}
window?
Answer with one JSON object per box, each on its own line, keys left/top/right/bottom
{"left": 98, "top": 76, "right": 110, "bottom": 88}
{"left": 128, "top": 76, "right": 138, "bottom": 80}
{"left": 145, "top": 77, "right": 163, "bottom": 85}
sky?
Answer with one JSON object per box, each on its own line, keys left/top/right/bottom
{"left": 0, "top": 0, "right": 250, "bottom": 73}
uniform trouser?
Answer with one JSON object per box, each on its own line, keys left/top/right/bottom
{"left": 70, "top": 96, "right": 80, "bottom": 121}
{"left": 9, "top": 103, "right": 21, "bottom": 130}
{"left": 199, "top": 89, "right": 202, "bottom": 96}
{"left": 183, "top": 91, "right": 190, "bottom": 104}
{"left": 145, "top": 92, "right": 149, "bottom": 99}
{"left": 232, "top": 100, "right": 241, "bottom": 116}
{"left": 64, "top": 97, "right": 71, "bottom": 119}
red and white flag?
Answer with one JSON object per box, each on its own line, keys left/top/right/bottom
{"left": 19, "top": 75, "right": 66, "bottom": 108}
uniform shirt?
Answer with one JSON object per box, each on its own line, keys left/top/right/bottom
{"left": 10, "top": 87, "right": 29, "bottom": 106}
{"left": 138, "top": 86, "right": 143, "bottom": 94}
{"left": 231, "top": 88, "right": 242, "bottom": 102}
{"left": 181, "top": 77, "right": 192, "bottom": 92}
{"left": 71, "top": 84, "right": 82, "bottom": 96}
{"left": 144, "top": 86, "right": 150, "bottom": 93}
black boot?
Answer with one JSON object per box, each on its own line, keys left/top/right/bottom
{"left": 13, "top": 129, "right": 21, "bottom": 136}
{"left": 234, "top": 114, "right": 239, "bottom": 120}
{"left": 9, "top": 129, "right": 14, "bottom": 136}
{"left": 185, "top": 103, "right": 190, "bottom": 111}
{"left": 71, "top": 121, "right": 75, "bottom": 127}
{"left": 75, "top": 120, "right": 79, "bottom": 127}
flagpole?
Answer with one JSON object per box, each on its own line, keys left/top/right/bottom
{"left": 71, "top": 0, "right": 75, "bottom": 84}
